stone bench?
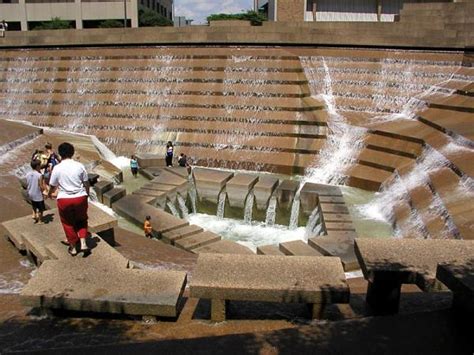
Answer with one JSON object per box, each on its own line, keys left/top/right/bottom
{"left": 436, "top": 261, "right": 474, "bottom": 315}
{"left": 190, "top": 254, "right": 349, "bottom": 321}
{"left": 355, "top": 238, "right": 474, "bottom": 315}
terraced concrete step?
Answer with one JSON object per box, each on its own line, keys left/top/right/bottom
{"left": 318, "top": 196, "right": 346, "bottom": 204}
{"left": 113, "top": 195, "right": 188, "bottom": 235}
{"left": 165, "top": 166, "right": 190, "bottom": 179}
{"left": 308, "top": 235, "right": 359, "bottom": 272}
{"left": 103, "top": 187, "right": 126, "bottom": 207}
{"left": 323, "top": 214, "right": 353, "bottom": 223}
{"left": 256, "top": 245, "right": 285, "bottom": 255}
{"left": 324, "top": 222, "right": 356, "bottom": 232}
{"left": 279, "top": 240, "right": 323, "bottom": 256}
{"left": 161, "top": 224, "right": 204, "bottom": 244}
{"left": 175, "top": 231, "right": 221, "bottom": 251}
{"left": 301, "top": 183, "right": 342, "bottom": 196}
{"left": 320, "top": 203, "right": 350, "bottom": 214}
{"left": 194, "top": 240, "right": 254, "bottom": 255}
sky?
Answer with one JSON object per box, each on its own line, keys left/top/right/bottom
{"left": 174, "top": 0, "right": 254, "bottom": 24}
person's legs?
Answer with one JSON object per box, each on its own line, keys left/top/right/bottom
{"left": 57, "top": 198, "right": 80, "bottom": 247}
{"left": 72, "top": 196, "right": 89, "bottom": 251}
{"left": 37, "top": 201, "right": 45, "bottom": 224}
{"left": 31, "top": 203, "right": 39, "bottom": 223}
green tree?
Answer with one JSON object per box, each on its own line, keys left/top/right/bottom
{"left": 33, "top": 17, "right": 72, "bottom": 30}
{"left": 99, "top": 19, "right": 124, "bottom": 28}
{"left": 207, "top": 10, "right": 267, "bottom": 25}
{"left": 138, "top": 7, "right": 173, "bottom": 27}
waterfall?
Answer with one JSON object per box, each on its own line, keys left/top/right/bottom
{"left": 216, "top": 191, "right": 226, "bottom": 219}
{"left": 188, "top": 176, "right": 198, "bottom": 214}
{"left": 166, "top": 201, "right": 180, "bottom": 218}
{"left": 177, "top": 194, "right": 189, "bottom": 220}
{"left": 243, "top": 190, "right": 254, "bottom": 224}
{"left": 304, "top": 208, "right": 321, "bottom": 239}
{"left": 265, "top": 196, "right": 277, "bottom": 226}
{"left": 289, "top": 194, "right": 301, "bottom": 230}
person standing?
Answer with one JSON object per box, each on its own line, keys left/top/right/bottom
{"left": 130, "top": 155, "right": 139, "bottom": 178}
{"left": 48, "top": 142, "right": 90, "bottom": 257}
{"left": 26, "top": 160, "right": 47, "bottom": 224}
{"left": 165, "top": 141, "right": 174, "bottom": 167}
{"left": 144, "top": 215, "right": 153, "bottom": 238}
{"left": 44, "top": 142, "right": 60, "bottom": 184}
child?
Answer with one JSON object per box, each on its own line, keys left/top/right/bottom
{"left": 130, "top": 155, "right": 139, "bottom": 178}
{"left": 26, "top": 159, "right": 47, "bottom": 224}
{"left": 144, "top": 215, "right": 153, "bottom": 238}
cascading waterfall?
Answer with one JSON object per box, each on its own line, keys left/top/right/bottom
{"left": 265, "top": 196, "right": 277, "bottom": 226}
{"left": 177, "top": 194, "right": 189, "bottom": 220}
{"left": 188, "top": 176, "right": 198, "bottom": 214}
{"left": 304, "top": 207, "right": 321, "bottom": 239}
{"left": 166, "top": 201, "right": 180, "bottom": 218}
{"left": 300, "top": 56, "right": 367, "bottom": 185}
{"left": 288, "top": 193, "right": 301, "bottom": 230}
{"left": 243, "top": 190, "right": 254, "bottom": 224}
{"left": 216, "top": 190, "right": 226, "bottom": 219}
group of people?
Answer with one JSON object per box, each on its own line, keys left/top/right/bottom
{"left": 26, "top": 142, "right": 91, "bottom": 257}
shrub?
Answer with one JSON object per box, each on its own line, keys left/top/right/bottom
{"left": 138, "top": 7, "right": 173, "bottom": 27}
{"left": 33, "top": 17, "right": 72, "bottom": 30}
{"left": 99, "top": 19, "right": 124, "bottom": 28}
{"left": 207, "top": 10, "right": 267, "bottom": 25}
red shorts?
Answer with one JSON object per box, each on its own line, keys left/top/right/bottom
{"left": 57, "top": 196, "right": 88, "bottom": 245}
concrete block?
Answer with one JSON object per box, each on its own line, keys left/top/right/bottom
{"left": 93, "top": 180, "right": 114, "bottom": 203}
{"left": 225, "top": 174, "right": 259, "bottom": 208}
{"left": 103, "top": 187, "right": 126, "bottom": 207}
{"left": 136, "top": 153, "right": 166, "bottom": 169}
{"left": 275, "top": 179, "right": 300, "bottom": 210}
{"left": 193, "top": 168, "right": 234, "bottom": 203}
{"left": 161, "top": 224, "right": 203, "bottom": 244}
{"left": 279, "top": 240, "right": 323, "bottom": 256}
{"left": 253, "top": 176, "right": 279, "bottom": 210}
{"left": 308, "top": 233, "right": 359, "bottom": 272}
{"left": 302, "top": 183, "right": 342, "bottom": 197}
{"left": 257, "top": 244, "right": 285, "bottom": 255}
{"left": 194, "top": 240, "right": 254, "bottom": 255}
{"left": 175, "top": 231, "right": 221, "bottom": 251}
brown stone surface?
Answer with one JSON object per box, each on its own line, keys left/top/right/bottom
{"left": 308, "top": 233, "right": 359, "bottom": 272}
{"left": 193, "top": 168, "right": 234, "bottom": 203}
{"left": 136, "top": 153, "right": 166, "bottom": 169}
{"left": 161, "top": 224, "right": 204, "bottom": 245}
{"left": 190, "top": 253, "right": 349, "bottom": 304}
{"left": 436, "top": 261, "right": 474, "bottom": 313}
{"left": 355, "top": 238, "right": 474, "bottom": 291}
{"left": 225, "top": 174, "right": 259, "bottom": 208}
{"left": 257, "top": 244, "right": 285, "bottom": 255}
{"left": 174, "top": 231, "right": 221, "bottom": 251}
{"left": 275, "top": 180, "right": 300, "bottom": 210}
{"left": 194, "top": 240, "right": 254, "bottom": 255}
{"left": 253, "top": 176, "right": 279, "bottom": 210}
{"left": 279, "top": 240, "right": 323, "bottom": 256}
{"left": 93, "top": 180, "right": 114, "bottom": 203}
{"left": 0, "top": 119, "right": 41, "bottom": 150}
{"left": 103, "top": 187, "right": 126, "bottom": 207}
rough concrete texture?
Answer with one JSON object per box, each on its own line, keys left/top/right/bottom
{"left": 165, "top": 166, "right": 190, "bottom": 179}
{"left": 113, "top": 195, "right": 188, "bottom": 234}
{"left": 93, "top": 180, "right": 114, "bottom": 203}
{"left": 436, "top": 261, "right": 474, "bottom": 313}
{"left": 276, "top": 180, "right": 300, "bottom": 210}
{"left": 21, "top": 259, "right": 187, "bottom": 317}
{"left": 257, "top": 244, "right": 285, "bottom": 255}
{"left": 194, "top": 240, "right": 255, "bottom": 255}
{"left": 175, "top": 231, "right": 221, "bottom": 251}
{"left": 279, "top": 240, "right": 323, "bottom": 256}
{"left": 136, "top": 154, "right": 166, "bottom": 169}
{"left": 161, "top": 224, "right": 204, "bottom": 244}
{"left": 193, "top": 168, "right": 234, "bottom": 203}
{"left": 355, "top": 238, "right": 474, "bottom": 291}
{"left": 309, "top": 233, "right": 359, "bottom": 271}
{"left": 225, "top": 174, "right": 259, "bottom": 208}
{"left": 302, "top": 183, "right": 343, "bottom": 197}
{"left": 103, "top": 187, "right": 126, "bottom": 207}
{"left": 253, "top": 176, "right": 279, "bottom": 210}
{"left": 190, "top": 254, "right": 349, "bottom": 304}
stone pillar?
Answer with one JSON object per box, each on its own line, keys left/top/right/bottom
{"left": 312, "top": 0, "right": 317, "bottom": 21}
{"left": 376, "top": 0, "right": 382, "bottom": 22}
{"left": 130, "top": 0, "right": 139, "bottom": 28}
{"left": 19, "top": 0, "right": 28, "bottom": 31}
{"left": 75, "top": 0, "right": 83, "bottom": 29}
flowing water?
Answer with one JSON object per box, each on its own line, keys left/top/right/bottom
{"left": 216, "top": 191, "right": 226, "bottom": 219}
{"left": 166, "top": 201, "right": 180, "bottom": 218}
{"left": 265, "top": 196, "right": 277, "bottom": 226}
{"left": 243, "top": 190, "right": 254, "bottom": 224}
{"left": 177, "top": 194, "right": 189, "bottom": 220}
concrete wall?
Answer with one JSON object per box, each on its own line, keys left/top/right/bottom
{"left": 277, "top": 0, "right": 305, "bottom": 21}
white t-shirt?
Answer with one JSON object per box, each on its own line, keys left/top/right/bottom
{"left": 26, "top": 170, "right": 43, "bottom": 202}
{"left": 49, "top": 159, "right": 88, "bottom": 199}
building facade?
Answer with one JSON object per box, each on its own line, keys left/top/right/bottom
{"left": 263, "top": 0, "right": 454, "bottom": 22}
{"left": 0, "top": 0, "right": 173, "bottom": 30}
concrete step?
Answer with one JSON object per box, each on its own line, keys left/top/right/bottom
{"left": 323, "top": 214, "right": 353, "bottom": 223}
{"left": 279, "top": 240, "right": 323, "bottom": 256}
{"left": 165, "top": 166, "right": 190, "bottom": 179}
{"left": 93, "top": 180, "right": 114, "bottom": 203}
{"left": 256, "top": 245, "right": 285, "bottom": 255}
{"left": 318, "top": 196, "right": 346, "bottom": 204}
{"left": 175, "top": 231, "right": 221, "bottom": 251}
{"left": 320, "top": 203, "right": 350, "bottom": 214}
{"left": 324, "top": 222, "right": 356, "bottom": 231}
{"left": 194, "top": 239, "right": 254, "bottom": 255}
{"left": 103, "top": 187, "right": 126, "bottom": 207}
{"left": 308, "top": 235, "right": 359, "bottom": 272}
{"left": 161, "top": 224, "right": 204, "bottom": 245}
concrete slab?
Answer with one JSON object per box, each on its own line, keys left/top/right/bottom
{"left": 275, "top": 180, "right": 300, "bottom": 210}
{"left": 279, "top": 240, "right": 324, "bottom": 256}
{"left": 318, "top": 196, "right": 346, "bottom": 204}
{"left": 165, "top": 166, "right": 190, "bottom": 179}
{"left": 308, "top": 234, "right": 359, "bottom": 272}
{"left": 256, "top": 245, "right": 285, "bottom": 255}
{"left": 302, "top": 183, "right": 343, "bottom": 197}
{"left": 320, "top": 203, "right": 350, "bottom": 214}
{"left": 194, "top": 240, "right": 254, "bottom": 255}
{"left": 142, "top": 184, "right": 179, "bottom": 202}
{"left": 21, "top": 259, "right": 187, "bottom": 317}
{"left": 190, "top": 254, "right": 349, "bottom": 304}
{"left": 355, "top": 238, "right": 474, "bottom": 292}
{"left": 103, "top": 187, "right": 126, "bottom": 207}
{"left": 324, "top": 222, "right": 356, "bottom": 231}
{"left": 150, "top": 170, "right": 188, "bottom": 186}
{"left": 322, "top": 214, "right": 353, "bottom": 223}
{"left": 136, "top": 153, "right": 166, "bottom": 169}
{"left": 161, "top": 224, "right": 203, "bottom": 244}
{"left": 225, "top": 174, "right": 259, "bottom": 208}
{"left": 175, "top": 231, "right": 221, "bottom": 251}
{"left": 132, "top": 189, "right": 168, "bottom": 208}
{"left": 253, "top": 176, "right": 279, "bottom": 210}
{"left": 300, "top": 190, "right": 319, "bottom": 216}
{"left": 436, "top": 262, "right": 474, "bottom": 314}
{"left": 93, "top": 180, "right": 114, "bottom": 203}
{"left": 113, "top": 195, "right": 188, "bottom": 235}
{"left": 193, "top": 168, "right": 234, "bottom": 203}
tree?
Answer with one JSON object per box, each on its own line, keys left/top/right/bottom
{"left": 33, "top": 17, "right": 72, "bottom": 30}
{"left": 99, "top": 20, "right": 124, "bottom": 28}
{"left": 207, "top": 10, "right": 267, "bottom": 25}
{"left": 138, "top": 7, "right": 173, "bottom": 27}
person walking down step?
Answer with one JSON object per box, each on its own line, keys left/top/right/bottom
{"left": 48, "top": 142, "right": 91, "bottom": 257}
{"left": 144, "top": 215, "right": 153, "bottom": 239}
{"left": 26, "top": 159, "right": 47, "bottom": 224}
{"left": 165, "top": 141, "right": 174, "bottom": 167}
{"left": 130, "top": 155, "right": 139, "bottom": 178}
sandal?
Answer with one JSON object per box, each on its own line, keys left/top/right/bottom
{"left": 67, "top": 246, "right": 78, "bottom": 256}
{"left": 60, "top": 240, "right": 70, "bottom": 246}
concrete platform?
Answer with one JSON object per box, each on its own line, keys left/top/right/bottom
{"left": 301, "top": 183, "right": 343, "bottom": 197}
{"left": 194, "top": 240, "right": 254, "bottom": 255}
{"left": 225, "top": 174, "right": 259, "bottom": 208}
{"left": 318, "top": 196, "right": 346, "bottom": 204}
{"left": 436, "top": 262, "right": 474, "bottom": 314}
{"left": 320, "top": 203, "right": 350, "bottom": 214}
{"left": 175, "top": 231, "right": 221, "bottom": 251}
{"left": 279, "top": 240, "right": 324, "bottom": 256}
{"left": 190, "top": 254, "right": 349, "bottom": 320}
{"left": 308, "top": 234, "right": 359, "bottom": 272}
{"left": 275, "top": 180, "right": 300, "bottom": 210}
{"left": 324, "top": 222, "right": 356, "bottom": 231}
{"left": 257, "top": 245, "right": 285, "bottom": 255}
{"left": 113, "top": 195, "right": 188, "bottom": 235}
{"left": 103, "top": 187, "right": 126, "bottom": 207}
{"left": 253, "top": 176, "right": 279, "bottom": 210}
{"left": 93, "top": 180, "right": 114, "bottom": 204}
{"left": 21, "top": 259, "right": 187, "bottom": 317}
{"left": 136, "top": 153, "right": 166, "bottom": 169}
{"left": 193, "top": 168, "right": 234, "bottom": 203}
{"left": 161, "top": 225, "right": 203, "bottom": 244}
{"left": 165, "top": 166, "right": 190, "bottom": 179}
{"left": 2, "top": 204, "right": 117, "bottom": 254}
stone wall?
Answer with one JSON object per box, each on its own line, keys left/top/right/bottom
{"left": 277, "top": 0, "right": 305, "bottom": 22}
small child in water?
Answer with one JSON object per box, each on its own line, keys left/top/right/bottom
{"left": 144, "top": 215, "right": 153, "bottom": 238}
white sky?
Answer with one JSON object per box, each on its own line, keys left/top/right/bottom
{"left": 174, "top": 0, "right": 254, "bottom": 24}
